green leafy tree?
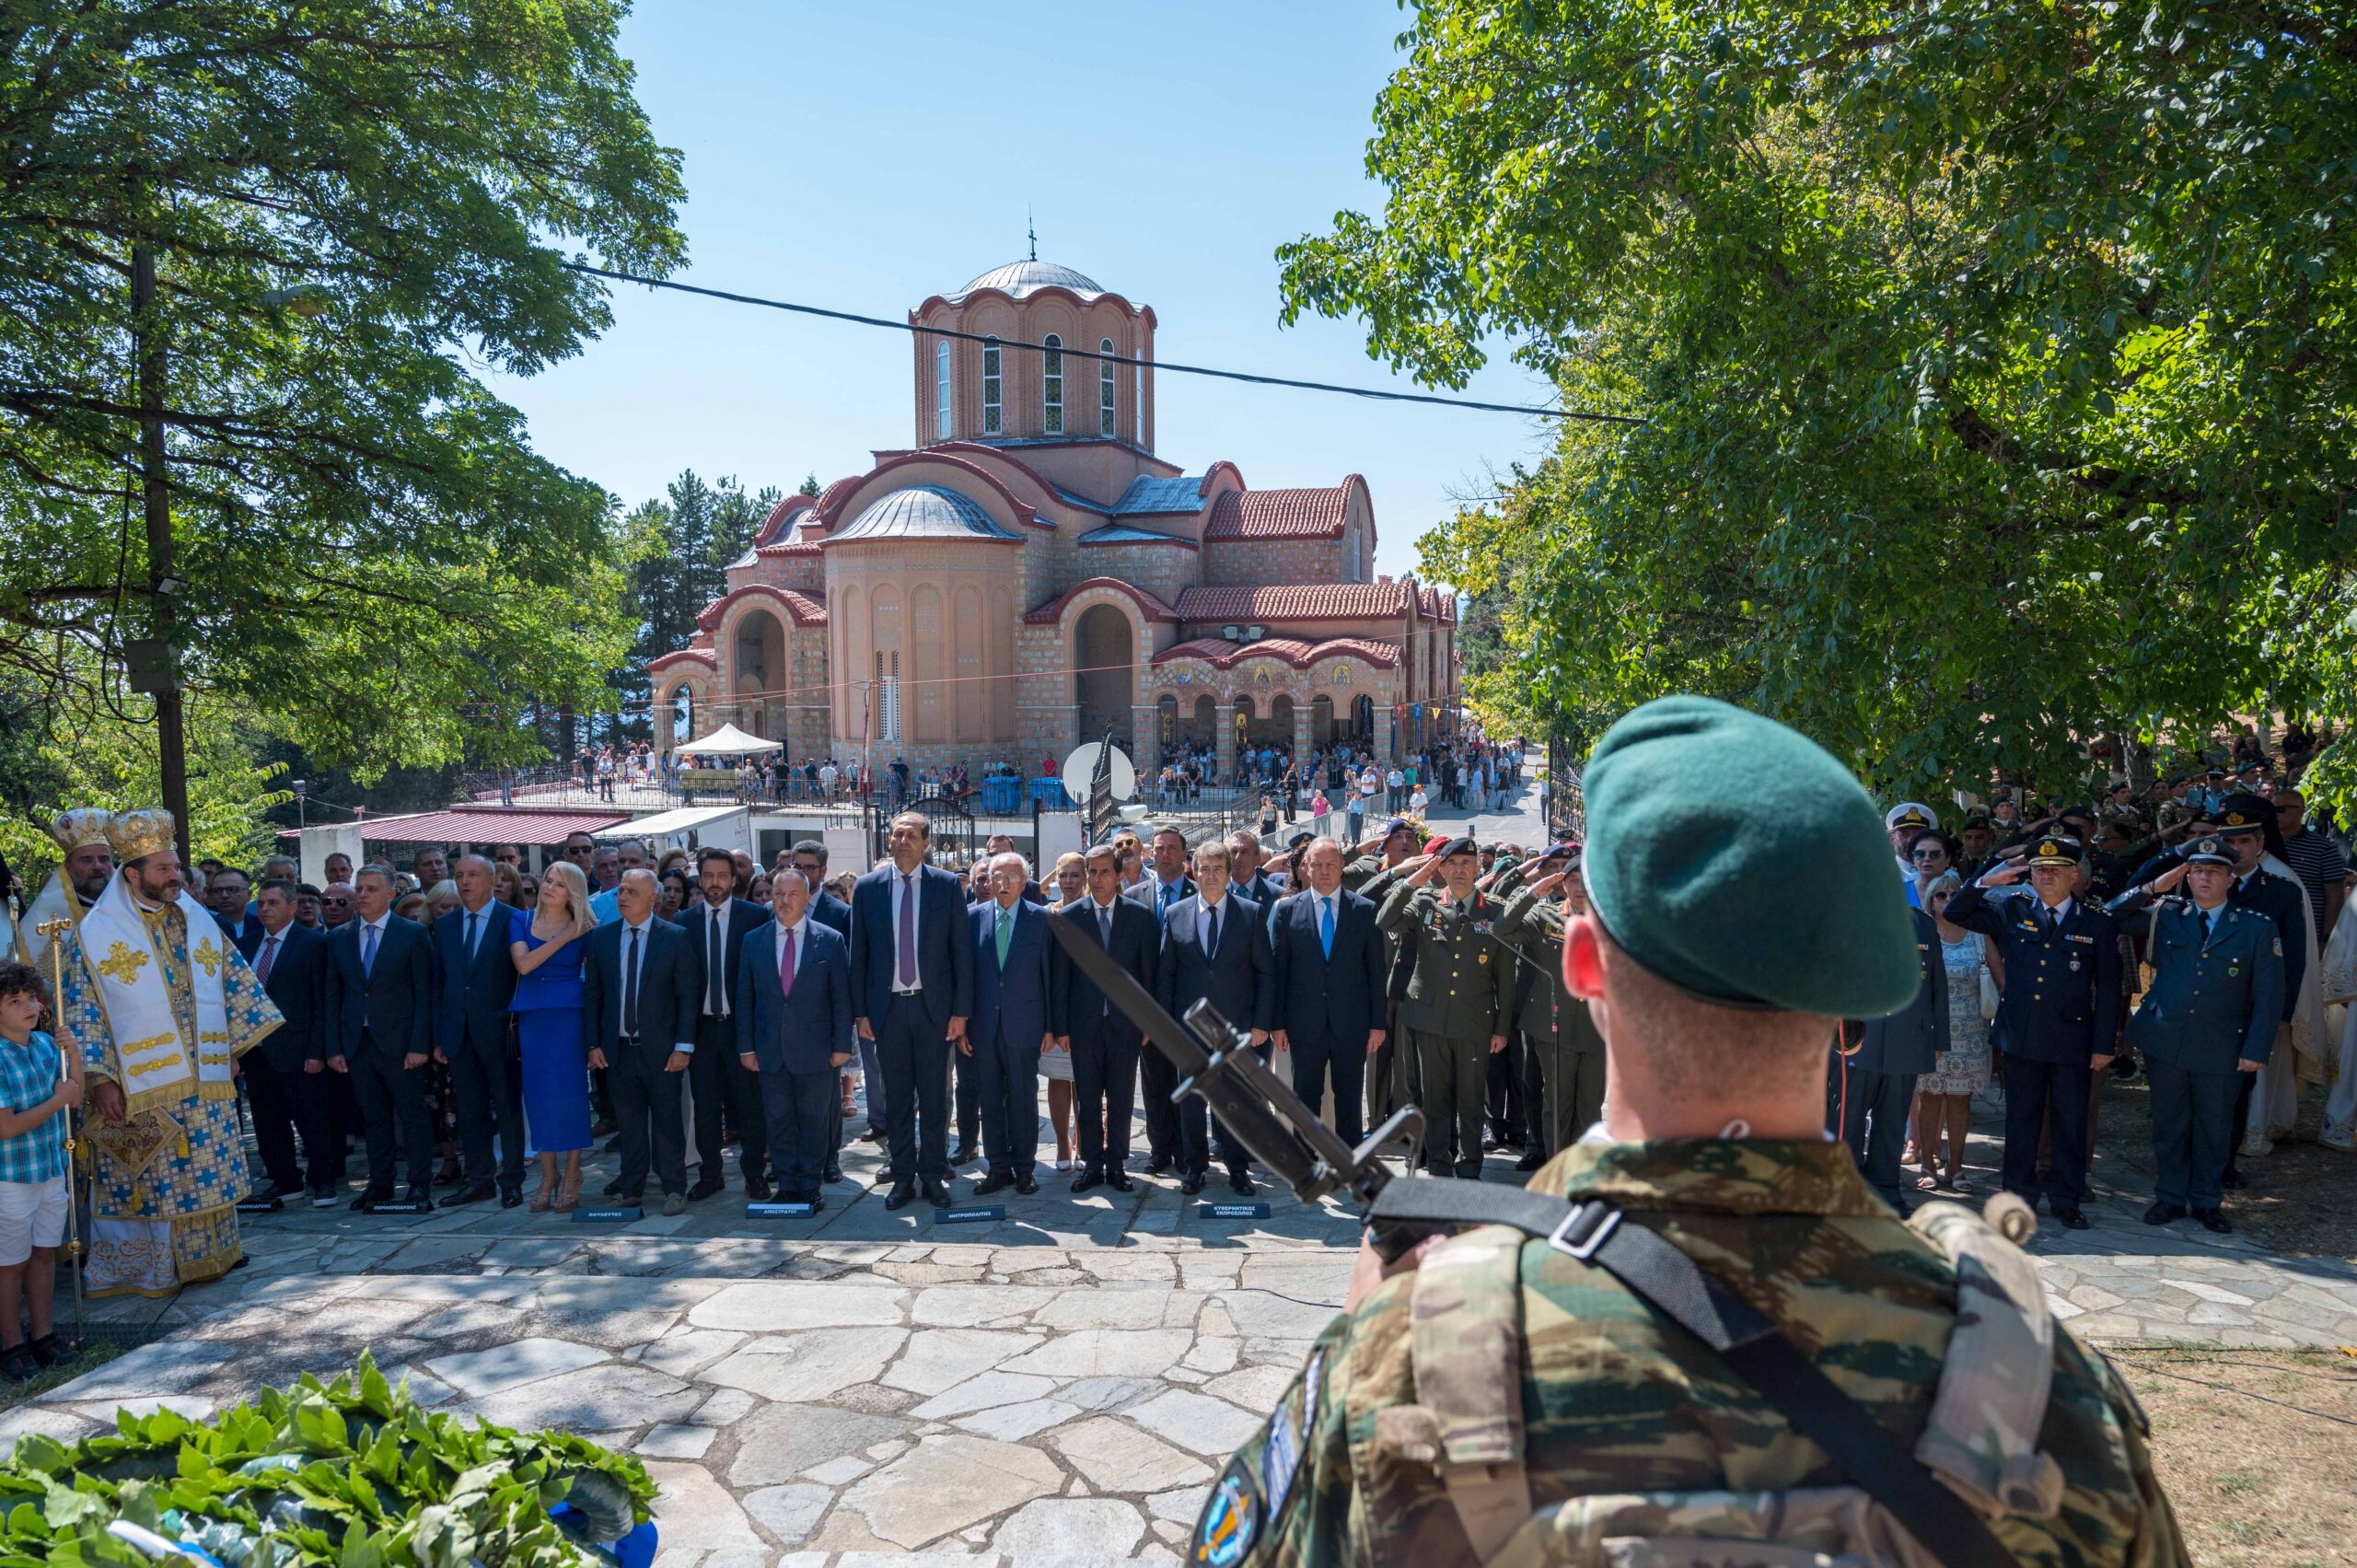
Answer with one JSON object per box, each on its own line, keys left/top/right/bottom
{"left": 1283, "top": 2, "right": 2357, "bottom": 797}
{"left": 615, "top": 471, "right": 779, "bottom": 735}
{"left": 0, "top": 0, "right": 686, "bottom": 783}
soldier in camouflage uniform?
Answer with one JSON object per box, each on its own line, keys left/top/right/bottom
{"left": 1197, "top": 696, "right": 2185, "bottom": 1568}
{"left": 1376, "top": 838, "right": 1511, "bottom": 1179}
{"left": 1492, "top": 846, "right": 1605, "bottom": 1159}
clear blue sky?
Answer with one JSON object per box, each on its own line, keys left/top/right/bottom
{"left": 483, "top": 1, "right": 1556, "bottom": 582}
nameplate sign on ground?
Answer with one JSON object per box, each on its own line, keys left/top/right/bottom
{"left": 364, "top": 1200, "right": 432, "bottom": 1215}
{"left": 746, "top": 1201, "right": 817, "bottom": 1218}
{"left": 234, "top": 1198, "right": 284, "bottom": 1215}
{"left": 935, "top": 1204, "right": 1004, "bottom": 1225}
{"left": 570, "top": 1206, "right": 643, "bottom": 1224}
{"left": 1201, "top": 1202, "right": 1271, "bottom": 1220}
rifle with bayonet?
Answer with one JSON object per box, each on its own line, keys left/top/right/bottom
{"left": 1045, "top": 913, "right": 1435, "bottom": 1260}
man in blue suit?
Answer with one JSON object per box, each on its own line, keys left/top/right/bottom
{"left": 789, "top": 840, "right": 857, "bottom": 1180}
{"left": 1267, "top": 838, "right": 1387, "bottom": 1147}
{"left": 1832, "top": 905, "right": 1949, "bottom": 1211}
{"left": 239, "top": 877, "right": 341, "bottom": 1206}
{"left": 2107, "top": 838, "right": 2283, "bottom": 1232}
{"left": 850, "top": 812, "right": 974, "bottom": 1209}
{"left": 967, "top": 852, "right": 1054, "bottom": 1196}
{"left": 735, "top": 867, "right": 855, "bottom": 1206}
{"left": 1155, "top": 841, "right": 1273, "bottom": 1195}
{"left": 581, "top": 869, "right": 705, "bottom": 1215}
{"left": 430, "top": 855, "right": 524, "bottom": 1209}
{"left": 1945, "top": 834, "right": 2121, "bottom": 1229}
{"left": 325, "top": 864, "right": 436, "bottom": 1211}
{"left": 1052, "top": 843, "right": 1159, "bottom": 1193}
{"left": 679, "top": 847, "right": 773, "bottom": 1201}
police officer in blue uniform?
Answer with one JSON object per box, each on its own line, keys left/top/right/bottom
{"left": 2106, "top": 836, "right": 2282, "bottom": 1233}
{"left": 1945, "top": 832, "right": 2120, "bottom": 1229}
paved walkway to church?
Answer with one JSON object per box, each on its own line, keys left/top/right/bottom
{"left": 18, "top": 781, "right": 2356, "bottom": 1562}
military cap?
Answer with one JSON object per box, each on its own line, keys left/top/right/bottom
{"left": 1286, "top": 830, "right": 1313, "bottom": 851}
{"left": 1537, "top": 840, "right": 1582, "bottom": 865}
{"left": 1960, "top": 812, "right": 1993, "bottom": 831}
{"left": 2025, "top": 833, "right": 2084, "bottom": 868}
{"left": 1383, "top": 817, "right": 1414, "bottom": 838}
{"left": 2184, "top": 836, "right": 2235, "bottom": 868}
{"left": 1582, "top": 696, "right": 1919, "bottom": 1016}
{"left": 1434, "top": 835, "right": 1480, "bottom": 860}
{"left": 1884, "top": 801, "right": 1937, "bottom": 833}
{"left": 2213, "top": 793, "right": 2270, "bottom": 835}
{"left": 1422, "top": 833, "right": 1451, "bottom": 856}
{"left": 2165, "top": 774, "right": 2189, "bottom": 787}
{"left": 2204, "top": 766, "right": 2226, "bottom": 779}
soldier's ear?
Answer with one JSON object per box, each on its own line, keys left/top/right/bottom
{"left": 1563, "top": 913, "right": 1608, "bottom": 1002}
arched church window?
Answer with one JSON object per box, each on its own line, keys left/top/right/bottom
{"left": 1042, "top": 333, "right": 1064, "bottom": 434}
{"left": 981, "top": 336, "right": 1003, "bottom": 435}
{"left": 1099, "top": 338, "right": 1117, "bottom": 437}
{"left": 1133, "top": 348, "right": 1145, "bottom": 443}
{"left": 934, "top": 339, "right": 951, "bottom": 440}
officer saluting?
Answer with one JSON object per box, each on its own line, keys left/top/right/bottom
{"left": 1196, "top": 697, "right": 2182, "bottom": 1567}
{"left": 1375, "top": 836, "right": 1509, "bottom": 1179}
{"left": 1491, "top": 843, "right": 1605, "bottom": 1158}
{"left": 2107, "top": 837, "right": 2282, "bottom": 1232}
{"left": 1944, "top": 832, "right": 2121, "bottom": 1230}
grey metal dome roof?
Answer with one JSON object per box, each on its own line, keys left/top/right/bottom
{"left": 831, "top": 484, "right": 1020, "bottom": 543}
{"left": 949, "top": 259, "right": 1106, "bottom": 301}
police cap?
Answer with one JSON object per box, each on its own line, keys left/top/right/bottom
{"left": 2213, "top": 793, "right": 2270, "bottom": 836}
{"left": 1582, "top": 696, "right": 1919, "bottom": 1016}
{"left": 2184, "top": 836, "right": 2235, "bottom": 868}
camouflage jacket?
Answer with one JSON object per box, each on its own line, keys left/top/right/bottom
{"left": 1194, "top": 1140, "right": 2185, "bottom": 1568}
{"left": 1492, "top": 885, "right": 1602, "bottom": 1057}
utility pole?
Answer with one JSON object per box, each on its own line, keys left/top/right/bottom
{"left": 131, "top": 242, "right": 191, "bottom": 864}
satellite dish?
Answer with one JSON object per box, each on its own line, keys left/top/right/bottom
{"left": 1062, "top": 740, "right": 1136, "bottom": 804}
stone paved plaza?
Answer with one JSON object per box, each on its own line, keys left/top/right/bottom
{"left": 14, "top": 789, "right": 2357, "bottom": 1563}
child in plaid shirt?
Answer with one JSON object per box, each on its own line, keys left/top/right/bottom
{"left": 0, "top": 959, "right": 79, "bottom": 1380}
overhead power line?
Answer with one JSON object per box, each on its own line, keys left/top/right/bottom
{"left": 560, "top": 261, "right": 1643, "bottom": 426}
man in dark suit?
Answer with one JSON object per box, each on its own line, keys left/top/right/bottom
{"left": 1832, "top": 905, "right": 1949, "bottom": 1211}
{"left": 735, "top": 867, "right": 855, "bottom": 1205}
{"left": 678, "top": 846, "right": 772, "bottom": 1200}
{"left": 1225, "top": 830, "right": 1287, "bottom": 910}
{"left": 1123, "top": 826, "right": 1196, "bottom": 1174}
{"left": 430, "top": 854, "right": 524, "bottom": 1208}
{"left": 207, "top": 865, "right": 258, "bottom": 946}
{"left": 849, "top": 811, "right": 973, "bottom": 1209}
{"left": 1268, "top": 838, "right": 1387, "bottom": 1147}
{"left": 967, "top": 853, "right": 1053, "bottom": 1196}
{"left": 1052, "top": 843, "right": 1158, "bottom": 1193}
{"left": 325, "top": 864, "right": 436, "bottom": 1211}
{"left": 238, "top": 877, "right": 340, "bottom": 1205}
{"left": 1155, "top": 841, "right": 1273, "bottom": 1195}
{"left": 581, "top": 869, "right": 704, "bottom": 1214}
{"left": 1945, "top": 835, "right": 2121, "bottom": 1228}
{"left": 790, "top": 839, "right": 856, "bottom": 1179}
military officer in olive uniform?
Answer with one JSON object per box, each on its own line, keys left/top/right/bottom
{"left": 1196, "top": 697, "right": 2183, "bottom": 1568}
{"left": 1491, "top": 843, "right": 1604, "bottom": 1158}
{"left": 1832, "top": 902, "right": 1948, "bottom": 1209}
{"left": 1945, "top": 833, "right": 2121, "bottom": 1229}
{"left": 1376, "top": 836, "right": 1510, "bottom": 1179}
{"left": 2107, "top": 837, "right": 2282, "bottom": 1232}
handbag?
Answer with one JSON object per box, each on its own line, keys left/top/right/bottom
{"left": 1979, "top": 963, "right": 2001, "bottom": 1022}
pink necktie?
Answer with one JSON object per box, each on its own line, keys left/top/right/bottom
{"left": 780, "top": 925, "right": 796, "bottom": 999}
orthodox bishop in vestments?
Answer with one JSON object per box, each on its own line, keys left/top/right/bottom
{"left": 52, "top": 808, "right": 281, "bottom": 1295}
{"left": 8, "top": 807, "right": 114, "bottom": 970}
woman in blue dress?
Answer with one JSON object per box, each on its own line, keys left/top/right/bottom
{"left": 509, "top": 860, "right": 596, "bottom": 1212}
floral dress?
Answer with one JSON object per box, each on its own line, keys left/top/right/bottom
{"left": 1924, "top": 933, "right": 1994, "bottom": 1095}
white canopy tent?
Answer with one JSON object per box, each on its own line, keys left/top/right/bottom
{"left": 677, "top": 723, "right": 783, "bottom": 758}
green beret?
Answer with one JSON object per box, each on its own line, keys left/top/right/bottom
{"left": 1582, "top": 696, "right": 1921, "bottom": 1016}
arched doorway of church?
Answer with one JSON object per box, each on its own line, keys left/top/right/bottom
{"left": 1074, "top": 604, "right": 1132, "bottom": 752}
{"left": 1189, "top": 695, "right": 1216, "bottom": 748}
{"left": 1352, "top": 694, "right": 1375, "bottom": 743}
{"left": 1310, "top": 694, "right": 1334, "bottom": 747}
{"left": 734, "top": 608, "right": 789, "bottom": 750}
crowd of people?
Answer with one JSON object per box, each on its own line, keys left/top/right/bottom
{"left": 5, "top": 719, "right": 2355, "bottom": 1362}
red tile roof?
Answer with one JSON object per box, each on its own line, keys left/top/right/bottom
{"left": 1023, "top": 578, "right": 1181, "bottom": 625}
{"left": 695, "top": 584, "right": 828, "bottom": 632}
{"left": 647, "top": 648, "right": 717, "bottom": 673}
{"left": 1202, "top": 487, "right": 1349, "bottom": 541}
{"left": 1152, "top": 637, "right": 1400, "bottom": 670}
{"left": 1173, "top": 583, "right": 1410, "bottom": 621}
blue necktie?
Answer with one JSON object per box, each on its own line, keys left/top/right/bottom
{"left": 361, "top": 922, "right": 377, "bottom": 977}
{"left": 1318, "top": 895, "right": 1334, "bottom": 959}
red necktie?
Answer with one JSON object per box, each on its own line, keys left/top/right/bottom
{"left": 780, "top": 925, "right": 797, "bottom": 999}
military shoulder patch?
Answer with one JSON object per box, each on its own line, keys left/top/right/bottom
{"left": 1260, "top": 1348, "right": 1322, "bottom": 1525}
{"left": 2273, "top": 936, "right": 2283, "bottom": 957}
{"left": 1194, "top": 1461, "right": 1262, "bottom": 1566}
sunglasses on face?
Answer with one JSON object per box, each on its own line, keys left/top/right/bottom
{"left": 1911, "top": 847, "right": 1948, "bottom": 859}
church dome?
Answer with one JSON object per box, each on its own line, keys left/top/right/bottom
{"left": 948, "top": 259, "right": 1106, "bottom": 301}
{"left": 830, "top": 484, "right": 1020, "bottom": 543}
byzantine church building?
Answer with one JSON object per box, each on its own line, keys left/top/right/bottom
{"left": 650, "top": 258, "right": 1460, "bottom": 772}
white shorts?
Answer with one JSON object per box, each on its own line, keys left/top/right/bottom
{"left": 0, "top": 1177, "right": 67, "bottom": 1266}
